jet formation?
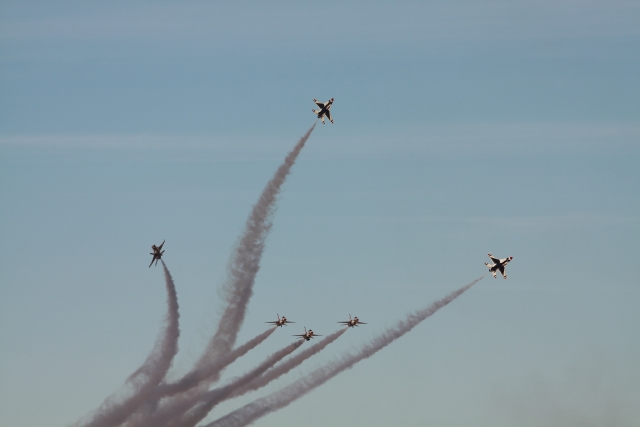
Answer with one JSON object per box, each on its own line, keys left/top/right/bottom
{"left": 484, "top": 253, "right": 513, "bottom": 279}
{"left": 147, "top": 100, "right": 516, "bottom": 335}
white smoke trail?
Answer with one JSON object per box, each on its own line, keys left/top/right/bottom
{"left": 194, "top": 124, "right": 316, "bottom": 377}
{"left": 124, "top": 329, "right": 276, "bottom": 427}
{"left": 122, "top": 124, "right": 314, "bottom": 427}
{"left": 164, "top": 340, "right": 305, "bottom": 427}
{"left": 153, "top": 328, "right": 276, "bottom": 398}
{"left": 76, "top": 261, "right": 180, "bottom": 427}
{"left": 229, "top": 328, "right": 348, "bottom": 399}
{"left": 204, "top": 276, "right": 484, "bottom": 427}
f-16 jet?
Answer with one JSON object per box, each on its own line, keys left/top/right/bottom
{"left": 338, "top": 314, "right": 367, "bottom": 328}
{"left": 312, "top": 98, "right": 334, "bottom": 124}
{"left": 293, "top": 327, "right": 322, "bottom": 341}
{"left": 265, "top": 314, "right": 295, "bottom": 327}
{"left": 149, "top": 240, "right": 165, "bottom": 268}
{"left": 485, "top": 252, "right": 513, "bottom": 279}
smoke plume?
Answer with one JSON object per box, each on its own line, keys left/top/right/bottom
{"left": 196, "top": 124, "right": 316, "bottom": 372}
{"left": 229, "top": 328, "right": 348, "bottom": 399}
{"left": 122, "top": 125, "right": 314, "bottom": 427}
{"left": 204, "top": 276, "right": 484, "bottom": 427}
{"left": 125, "top": 329, "right": 276, "bottom": 427}
{"left": 153, "top": 328, "right": 275, "bottom": 398}
{"left": 168, "top": 340, "right": 305, "bottom": 427}
{"left": 77, "top": 261, "right": 180, "bottom": 427}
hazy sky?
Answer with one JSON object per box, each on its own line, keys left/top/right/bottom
{"left": 1, "top": 1, "right": 639, "bottom": 426}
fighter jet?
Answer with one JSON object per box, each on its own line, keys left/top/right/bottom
{"left": 265, "top": 314, "right": 295, "bottom": 327}
{"left": 312, "top": 98, "right": 334, "bottom": 124}
{"left": 149, "top": 240, "right": 165, "bottom": 268}
{"left": 293, "top": 327, "right": 322, "bottom": 341}
{"left": 484, "top": 252, "right": 513, "bottom": 279}
{"left": 338, "top": 314, "right": 367, "bottom": 328}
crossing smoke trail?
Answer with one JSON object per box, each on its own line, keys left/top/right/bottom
{"left": 153, "top": 330, "right": 346, "bottom": 427}
{"left": 229, "top": 328, "right": 348, "bottom": 399}
{"left": 153, "top": 328, "right": 276, "bottom": 398}
{"left": 165, "top": 340, "right": 305, "bottom": 427}
{"left": 194, "top": 124, "right": 316, "bottom": 376}
{"left": 204, "top": 276, "right": 485, "bottom": 427}
{"left": 123, "top": 125, "right": 314, "bottom": 427}
{"left": 124, "top": 329, "right": 276, "bottom": 427}
{"left": 77, "top": 261, "right": 180, "bottom": 427}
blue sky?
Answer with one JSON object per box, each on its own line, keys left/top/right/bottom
{"left": 1, "top": 1, "right": 639, "bottom": 426}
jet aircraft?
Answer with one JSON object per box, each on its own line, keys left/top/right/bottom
{"left": 265, "top": 314, "right": 294, "bottom": 327}
{"left": 312, "top": 98, "right": 334, "bottom": 124}
{"left": 293, "top": 327, "right": 322, "bottom": 341}
{"left": 338, "top": 314, "right": 367, "bottom": 328}
{"left": 484, "top": 252, "right": 513, "bottom": 279}
{"left": 149, "top": 240, "right": 165, "bottom": 268}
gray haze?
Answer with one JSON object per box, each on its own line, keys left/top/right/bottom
{"left": 204, "top": 276, "right": 484, "bottom": 427}
{"left": 76, "top": 261, "right": 180, "bottom": 427}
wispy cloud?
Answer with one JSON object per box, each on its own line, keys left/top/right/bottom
{"left": 3, "top": 122, "right": 639, "bottom": 154}
{"left": 2, "top": 2, "right": 638, "bottom": 48}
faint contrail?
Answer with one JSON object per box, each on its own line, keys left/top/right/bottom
{"left": 164, "top": 340, "right": 305, "bottom": 427}
{"left": 195, "top": 124, "right": 316, "bottom": 376}
{"left": 77, "top": 261, "right": 180, "bottom": 427}
{"left": 229, "top": 328, "right": 348, "bottom": 399}
{"left": 204, "top": 276, "right": 484, "bottom": 427}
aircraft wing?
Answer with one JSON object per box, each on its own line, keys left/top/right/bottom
{"left": 314, "top": 100, "right": 326, "bottom": 109}
{"left": 358, "top": 322, "right": 367, "bottom": 324}
{"left": 325, "top": 110, "right": 333, "bottom": 123}
{"left": 265, "top": 321, "right": 277, "bottom": 324}
{"left": 149, "top": 257, "right": 155, "bottom": 268}
{"left": 488, "top": 254, "right": 501, "bottom": 264}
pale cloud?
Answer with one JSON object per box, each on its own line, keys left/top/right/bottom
{"left": 2, "top": 122, "right": 638, "bottom": 155}
{"left": 1, "top": 1, "right": 638, "bottom": 47}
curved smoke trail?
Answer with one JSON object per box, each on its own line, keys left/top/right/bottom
{"left": 204, "top": 276, "right": 484, "bottom": 427}
{"left": 131, "top": 124, "right": 315, "bottom": 427}
{"left": 125, "top": 329, "right": 276, "bottom": 427}
{"left": 77, "top": 261, "right": 180, "bottom": 427}
{"left": 164, "top": 340, "right": 305, "bottom": 427}
{"left": 191, "top": 124, "right": 316, "bottom": 385}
